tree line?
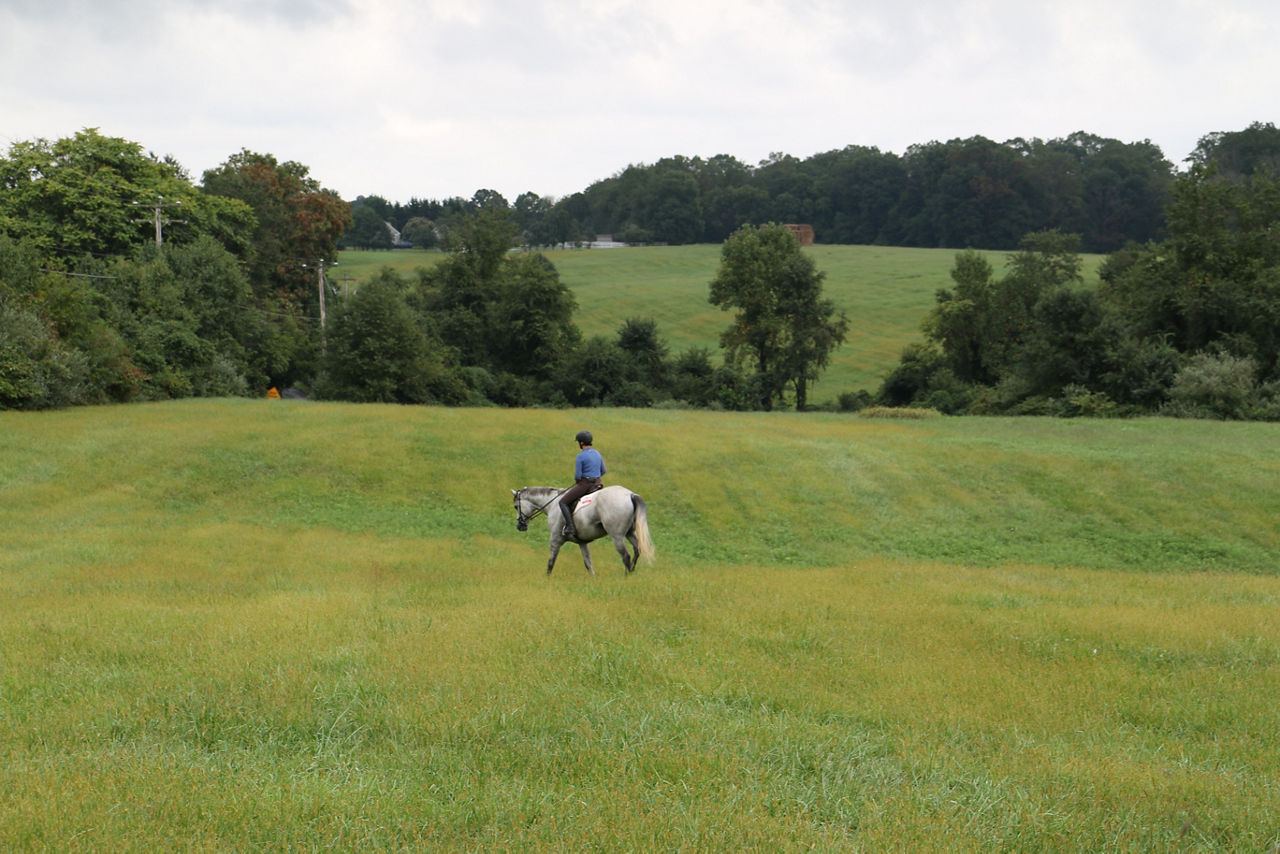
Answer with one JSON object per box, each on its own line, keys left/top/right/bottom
{"left": 876, "top": 126, "right": 1280, "bottom": 420}
{"left": 3, "top": 123, "right": 1279, "bottom": 418}
{"left": 346, "top": 130, "right": 1200, "bottom": 255}
{"left": 0, "top": 129, "right": 845, "bottom": 412}
{"left": 321, "top": 215, "right": 844, "bottom": 412}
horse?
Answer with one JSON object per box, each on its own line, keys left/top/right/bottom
{"left": 511, "top": 485, "right": 655, "bottom": 576}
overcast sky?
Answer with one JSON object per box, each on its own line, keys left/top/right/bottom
{"left": 2, "top": 0, "right": 1276, "bottom": 203}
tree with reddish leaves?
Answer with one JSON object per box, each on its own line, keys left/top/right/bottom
{"left": 201, "top": 151, "right": 351, "bottom": 387}
{"left": 201, "top": 150, "right": 350, "bottom": 304}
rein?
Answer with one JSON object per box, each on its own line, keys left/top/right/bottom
{"left": 518, "top": 487, "right": 568, "bottom": 524}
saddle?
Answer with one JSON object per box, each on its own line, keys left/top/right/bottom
{"left": 564, "top": 480, "right": 604, "bottom": 516}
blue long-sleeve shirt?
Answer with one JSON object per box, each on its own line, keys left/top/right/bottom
{"left": 574, "top": 447, "right": 606, "bottom": 480}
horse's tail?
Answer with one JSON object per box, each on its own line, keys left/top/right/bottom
{"left": 631, "top": 494, "right": 656, "bottom": 565}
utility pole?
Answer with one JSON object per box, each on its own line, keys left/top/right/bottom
{"left": 133, "top": 195, "right": 185, "bottom": 248}
{"left": 317, "top": 259, "right": 327, "bottom": 329}
{"left": 303, "top": 258, "right": 336, "bottom": 329}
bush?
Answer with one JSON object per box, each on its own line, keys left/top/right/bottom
{"left": 876, "top": 343, "right": 946, "bottom": 407}
{"left": 837, "top": 390, "right": 873, "bottom": 412}
{"left": 1247, "top": 380, "right": 1280, "bottom": 421}
{"left": 1059, "top": 384, "right": 1120, "bottom": 417}
{"left": 0, "top": 304, "right": 91, "bottom": 409}
{"left": 669, "top": 347, "right": 717, "bottom": 408}
{"left": 606, "top": 381, "right": 656, "bottom": 408}
{"left": 918, "top": 368, "right": 978, "bottom": 414}
{"left": 1165, "top": 351, "right": 1257, "bottom": 419}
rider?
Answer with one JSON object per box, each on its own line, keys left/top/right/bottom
{"left": 559, "top": 430, "right": 605, "bottom": 541}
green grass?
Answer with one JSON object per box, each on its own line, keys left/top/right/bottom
{"left": 2, "top": 400, "right": 1278, "bottom": 849}
{"left": 338, "top": 244, "right": 1104, "bottom": 399}
{"left": 331, "top": 248, "right": 442, "bottom": 289}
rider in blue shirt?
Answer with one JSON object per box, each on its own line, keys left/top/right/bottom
{"left": 560, "top": 430, "right": 606, "bottom": 540}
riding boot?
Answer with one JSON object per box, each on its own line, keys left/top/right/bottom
{"left": 561, "top": 512, "right": 578, "bottom": 541}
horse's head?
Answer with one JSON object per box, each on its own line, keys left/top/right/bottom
{"left": 511, "top": 488, "right": 531, "bottom": 531}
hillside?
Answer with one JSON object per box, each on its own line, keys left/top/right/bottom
{"left": 4, "top": 400, "right": 1276, "bottom": 849}
{"left": 5, "top": 399, "right": 1271, "bottom": 573}
{"left": 337, "top": 244, "right": 1104, "bottom": 398}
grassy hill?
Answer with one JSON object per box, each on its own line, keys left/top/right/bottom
{"left": 337, "top": 244, "right": 1105, "bottom": 399}
{"left": 2, "top": 400, "right": 1277, "bottom": 848}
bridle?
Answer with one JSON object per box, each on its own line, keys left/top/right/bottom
{"left": 515, "top": 487, "right": 567, "bottom": 530}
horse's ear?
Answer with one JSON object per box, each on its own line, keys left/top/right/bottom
{"left": 510, "top": 488, "right": 518, "bottom": 495}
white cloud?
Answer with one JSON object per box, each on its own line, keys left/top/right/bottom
{"left": 2, "top": 0, "right": 1278, "bottom": 200}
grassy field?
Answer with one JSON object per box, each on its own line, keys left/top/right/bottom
{"left": 2, "top": 399, "right": 1278, "bottom": 849}
{"left": 337, "top": 244, "right": 1105, "bottom": 400}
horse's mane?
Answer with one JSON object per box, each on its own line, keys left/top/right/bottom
{"left": 520, "top": 486, "right": 565, "bottom": 499}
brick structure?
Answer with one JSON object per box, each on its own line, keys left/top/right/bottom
{"left": 784, "top": 224, "right": 815, "bottom": 246}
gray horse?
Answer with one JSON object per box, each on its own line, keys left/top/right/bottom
{"left": 511, "top": 485, "right": 655, "bottom": 576}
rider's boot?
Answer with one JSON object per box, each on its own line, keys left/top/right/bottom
{"left": 561, "top": 512, "right": 578, "bottom": 541}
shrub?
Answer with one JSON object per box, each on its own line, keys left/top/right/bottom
{"left": 837, "top": 390, "right": 873, "bottom": 412}
{"left": 1166, "top": 351, "right": 1257, "bottom": 419}
{"left": 0, "top": 303, "right": 91, "bottom": 409}
{"left": 606, "top": 381, "right": 656, "bottom": 408}
{"left": 876, "top": 343, "right": 945, "bottom": 407}
{"left": 1060, "top": 384, "right": 1120, "bottom": 417}
{"left": 1247, "top": 380, "right": 1280, "bottom": 421}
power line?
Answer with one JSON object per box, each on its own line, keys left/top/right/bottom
{"left": 39, "top": 268, "right": 121, "bottom": 280}
{"left": 132, "top": 195, "right": 185, "bottom": 248}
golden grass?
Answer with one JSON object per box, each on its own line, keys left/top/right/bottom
{"left": 1, "top": 401, "right": 1278, "bottom": 848}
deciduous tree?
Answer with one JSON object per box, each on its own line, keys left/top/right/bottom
{"left": 0, "top": 129, "right": 254, "bottom": 257}
{"left": 709, "top": 223, "right": 848, "bottom": 410}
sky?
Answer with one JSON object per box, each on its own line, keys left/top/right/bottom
{"left": 2, "top": 0, "right": 1277, "bottom": 203}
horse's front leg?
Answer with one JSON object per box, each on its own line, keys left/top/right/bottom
{"left": 547, "top": 534, "right": 566, "bottom": 576}
{"left": 579, "top": 543, "right": 595, "bottom": 576}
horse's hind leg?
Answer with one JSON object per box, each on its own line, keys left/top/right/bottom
{"left": 610, "top": 533, "right": 634, "bottom": 574}
{"left": 626, "top": 531, "right": 640, "bottom": 568}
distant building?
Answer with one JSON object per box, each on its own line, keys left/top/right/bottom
{"left": 385, "top": 221, "right": 413, "bottom": 249}
{"left": 784, "top": 224, "right": 815, "bottom": 246}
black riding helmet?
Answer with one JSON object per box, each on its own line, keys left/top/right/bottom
{"left": 575, "top": 430, "right": 593, "bottom": 445}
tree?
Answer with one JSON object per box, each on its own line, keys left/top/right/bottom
{"left": 616, "top": 317, "right": 669, "bottom": 389}
{"left": 984, "top": 230, "right": 1084, "bottom": 375}
{"left": 900, "top": 231, "right": 1106, "bottom": 412}
{"left": 400, "top": 217, "right": 438, "bottom": 249}
{"left": 320, "top": 270, "right": 464, "bottom": 404}
{"left": 201, "top": 150, "right": 351, "bottom": 304}
{"left": 709, "top": 223, "right": 848, "bottom": 410}
{"left": 513, "top": 191, "right": 554, "bottom": 247}
{"left": 201, "top": 150, "right": 351, "bottom": 387}
{"left": 486, "top": 252, "right": 580, "bottom": 379}
{"left": 1189, "top": 121, "right": 1280, "bottom": 178}
{"left": 806, "top": 145, "right": 906, "bottom": 244}
{"left": 421, "top": 207, "right": 580, "bottom": 394}
{"left": 0, "top": 129, "right": 255, "bottom": 258}
{"left": 342, "top": 202, "right": 393, "bottom": 249}
{"left": 922, "top": 250, "right": 996, "bottom": 384}
{"left": 1102, "top": 162, "right": 1280, "bottom": 380}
